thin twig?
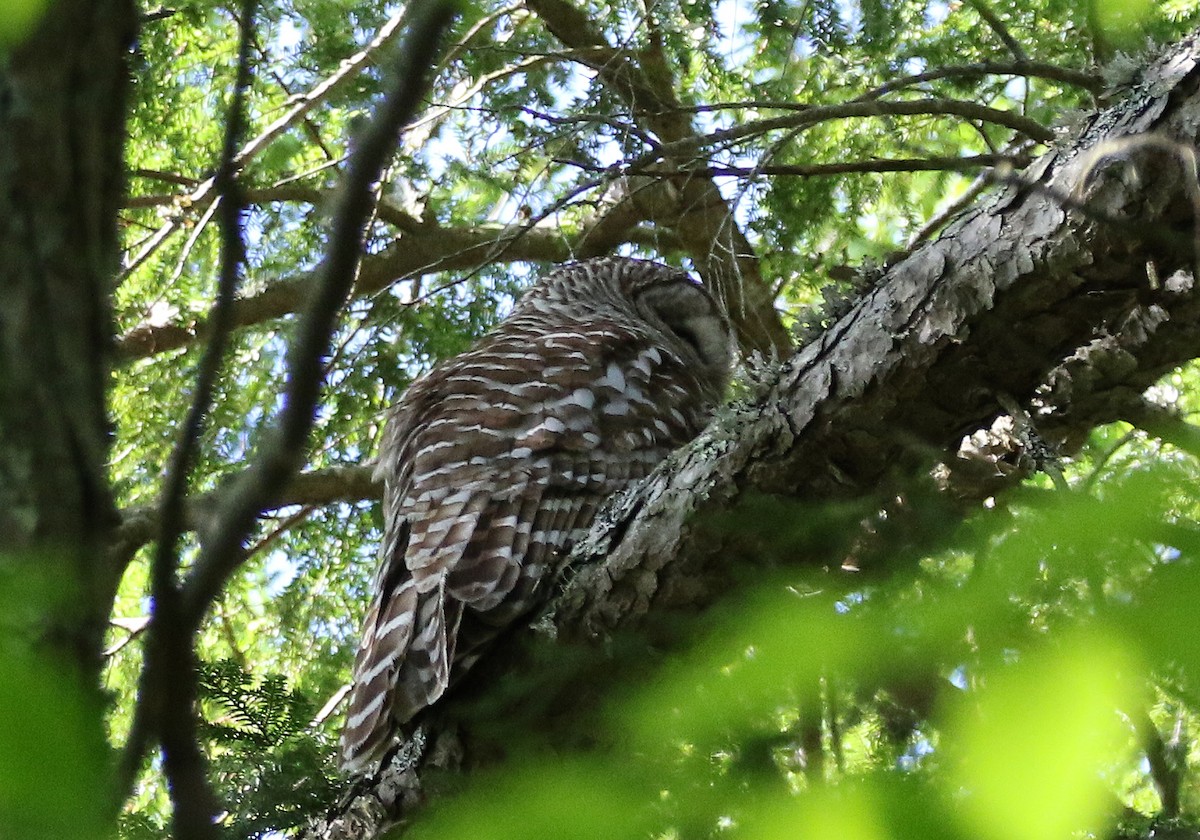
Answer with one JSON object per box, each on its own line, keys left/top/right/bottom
{"left": 120, "top": 6, "right": 418, "bottom": 279}
{"left": 685, "top": 98, "right": 1056, "bottom": 146}
{"left": 176, "top": 0, "right": 457, "bottom": 634}
{"left": 964, "top": 0, "right": 1028, "bottom": 63}
{"left": 907, "top": 171, "right": 990, "bottom": 248}
{"left": 557, "top": 153, "right": 1033, "bottom": 179}
{"left": 854, "top": 61, "right": 1101, "bottom": 101}
{"left": 132, "top": 167, "right": 202, "bottom": 186}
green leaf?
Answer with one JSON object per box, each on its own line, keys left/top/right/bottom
{"left": 0, "top": 0, "right": 49, "bottom": 47}
{"left": 945, "top": 631, "right": 1140, "bottom": 840}
{"left": 0, "top": 649, "right": 110, "bottom": 840}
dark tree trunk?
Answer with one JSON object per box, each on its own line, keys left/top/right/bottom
{"left": 0, "top": 0, "right": 135, "bottom": 684}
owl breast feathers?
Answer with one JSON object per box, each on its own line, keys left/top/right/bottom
{"left": 339, "top": 256, "right": 732, "bottom": 774}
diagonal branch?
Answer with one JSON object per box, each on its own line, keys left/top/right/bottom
{"left": 121, "top": 8, "right": 418, "bottom": 278}
{"left": 964, "top": 0, "right": 1029, "bottom": 63}
{"left": 115, "top": 192, "right": 671, "bottom": 361}
{"left": 309, "top": 29, "right": 1200, "bottom": 839}
{"left": 175, "top": 0, "right": 458, "bottom": 634}
{"left": 553, "top": 34, "right": 1200, "bottom": 639}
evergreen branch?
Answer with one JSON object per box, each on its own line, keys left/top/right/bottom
{"left": 119, "top": 6, "right": 420, "bottom": 279}
{"left": 964, "top": 0, "right": 1029, "bottom": 63}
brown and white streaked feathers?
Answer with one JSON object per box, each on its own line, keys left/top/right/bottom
{"left": 340, "top": 257, "right": 732, "bottom": 775}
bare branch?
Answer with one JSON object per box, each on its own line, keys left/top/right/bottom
{"left": 120, "top": 7, "right": 418, "bottom": 278}
{"left": 562, "top": 153, "right": 1034, "bottom": 179}
{"left": 122, "top": 2, "right": 259, "bottom": 830}
{"left": 680, "top": 97, "right": 1056, "bottom": 149}
{"left": 854, "top": 61, "right": 1102, "bottom": 101}
{"left": 110, "top": 465, "right": 379, "bottom": 564}
{"left": 115, "top": 197, "right": 668, "bottom": 361}
{"left": 124, "top": 0, "right": 260, "bottom": 830}
{"left": 907, "top": 171, "right": 991, "bottom": 247}
{"left": 964, "top": 0, "right": 1029, "bottom": 63}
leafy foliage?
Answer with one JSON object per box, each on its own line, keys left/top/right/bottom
{"left": 198, "top": 660, "right": 341, "bottom": 838}
{"left": 413, "top": 444, "right": 1200, "bottom": 840}
{"left": 0, "top": 577, "right": 110, "bottom": 840}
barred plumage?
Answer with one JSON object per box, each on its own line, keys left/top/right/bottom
{"left": 340, "top": 256, "right": 732, "bottom": 775}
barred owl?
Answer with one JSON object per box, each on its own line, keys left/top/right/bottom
{"left": 340, "top": 256, "right": 732, "bottom": 775}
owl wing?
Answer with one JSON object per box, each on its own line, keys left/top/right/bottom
{"left": 338, "top": 321, "right": 699, "bottom": 774}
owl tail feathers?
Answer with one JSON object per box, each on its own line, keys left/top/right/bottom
{"left": 338, "top": 580, "right": 463, "bottom": 776}
{"left": 338, "top": 578, "right": 419, "bottom": 776}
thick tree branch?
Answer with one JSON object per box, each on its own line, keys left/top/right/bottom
{"left": 0, "top": 0, "right": 134, "bottom": 685}
{"left": 524, "top": 0, "right": 793, "bottom": 357}
{"left": 111, "top": 465, "right": 379, "bottom": 565}
{"left": 553, "top": 32, "right": 1200, "bottom": 636}
{"left": 116, "top": 195, "right": 668, "bottom": 361}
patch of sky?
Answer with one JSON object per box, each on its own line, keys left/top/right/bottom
{"left": 897, "top": 732, "right": 935, "bottom": 770}
{"left": 834, "top": 590, "right": 867, "bottom": 614}
{"left": 716, "top": 0, "right": 757, "bottom": 69}
{"left": 276, "top": 15, "right": 303, "bottom": 52}
{"left": 925, "top": 0, "right": 951, "bottom": 27}
{"left": 949, "top": 665, "right": 968, "bottom": 690}
{"left": 1004, "top": 76, "right": 1028, "bottom": 102}
{"left": 839, "top": 0, "right": 863, "bottom": 36}
{"left": 1155, "top": 544, "right": 1182, "bottom": 562}
{"left": 264, "top": 546, "right": 300, "bottom": 598}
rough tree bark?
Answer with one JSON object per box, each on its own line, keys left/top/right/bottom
{"left": 0, "top": 0, "right": 135, "bottom": 687}
{"left": 308, "top": 30, "right": 1200, "bottom": 839}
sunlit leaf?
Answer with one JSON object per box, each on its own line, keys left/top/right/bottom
{"left": 0, "top": 0, "right": 48, "bottom": 47}
{"left": 1093, "top": 0, "right": 1157, "bottom": 37}
{"left": 946, "top": 632, "right": 1141, "bottom": 840}
{"left": 0, "top": 650, "right": 109, "bottom": 840}
{"left": 407, "top": 757, "right": 653, "bottom": 840}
